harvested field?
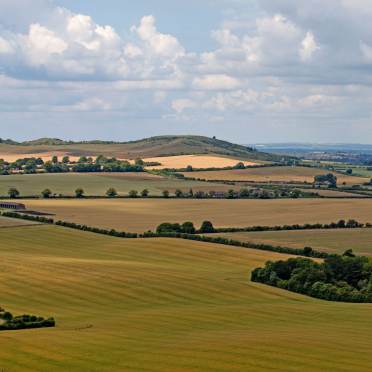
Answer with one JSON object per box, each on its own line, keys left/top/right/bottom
{"left": 0, "top": 215, "right": 39, "bottom": 227}
{"left": 183, "top": 166, "right": 369, "bottom": 185}
{"left": 14, "top": 198, "right": 372, "bottom": 233}
{"left": 0, "top": 225, "right": 371, "bottom": 371}
{"left": 0, "top": 172, "right": 238, "bottom": 197}
{"left": 213, "top": 228, "right": 372, "bottom": 256}
{"left": 144, "top": 155, "right": 259, "bottom": 169}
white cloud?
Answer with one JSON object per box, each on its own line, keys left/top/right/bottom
{"left": 0, "top": 37, "right": 14, "bottom": 54}
{"left": 300, "top": 32, "right": 319, "bottom": 61}
{"left": 22, "top": 23, "right": 68, "bottom": 65}
{"left": 171, "top": 99, "right": 196, "bottom": 113}
{"left": 192, "top": 74, "right": 241, "bottom": 90}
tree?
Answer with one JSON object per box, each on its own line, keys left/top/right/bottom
{"left": 175, "top": 189, "right": 183, "bottom": 198}
{"left": 135, "top": 158, "right": 145, "bottom": 166}
{"left": 52, "top": 156, "right": 58, "bottom": 164}
{"left": 141, "top": 189, "right": 149, "bottom": 197}
{"left": 129, "top": 190, "right": 138, "bottom": 198}
{"left": 75, "top": 188, "right": 85, "bottom": 198}
{"left": 234, "top": 162, "right": 245, "bottom": 169}
{"left": 78, "top": 156, "right": 88, "bottom": 163}
{"left": 186, "top": 165, "right": 193, "bottom": 172}
{"left": 226, "top": 189, "right": 236, "bottom": 199}
{"left": 8, "top": 187, "right": 19, "bottom": 198}
{"left": 106, "top": 188, "right": 118, "bottom": 198}
{"left": 41, "top": 189, "right": 52, "bottom": 198}
{"left": 162, "top": 190, "right": 170, "bottom": 198}
{"left": 346, "top": 168, "right": 353, "bottom": 175}
{"left": 182, "top": 221, "right": 196, "bottom": 234}
{"left": 62, "top": 156, "right": 70, "bottom": 164}
{"left": 156, "top": 223, "right": 182, "bottom": 234}
{"left": 199, "top": 221, "right": 215, "bottom": 233}
{"left": 314, "top": 173, "right": 337, "bottom": 188}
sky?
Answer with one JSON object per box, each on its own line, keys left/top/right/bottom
{"left": 1, "top": 0, "right": 372, "bottom": 143}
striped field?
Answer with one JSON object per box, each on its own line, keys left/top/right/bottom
{"left": 0, "top": 225, "right": 371, "bottom": 371}
{"left": 212, "top": 228, "right": 372, "bottom": 256}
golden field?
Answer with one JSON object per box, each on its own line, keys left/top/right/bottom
{"left": 144, "top": 155, "right": 259, "bottom": 169}
{"left": 0, "top": 225, "right": 371, "bottom": 371}
{"left": 12, "top": 198, "right": 372, "bottom": 233}
{"left": 183, "top": 166, "right": 369, "bottom": 185}
{"left": 213, "top": 228, "right": 372, "bottom": 256}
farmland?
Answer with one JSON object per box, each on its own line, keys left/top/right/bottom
{"left": 183, "top": 166, "right": 369, "bottom": 185}
{"left": 213, "top": 228, "right": 372, "bottom": 256}
{"left": 0, "top": 172, "right": 237, "bottom": 197}
{"left": 0, "top": 225, "right": 371, "bottom": 371}
{"left": 0, "top": 215, "right": 39, "bottom": 227}
{"left": 144, "top": 155, "right": 259, "bottom": 169}
{"left": 14, "top": 198, "right": 372, "bottom": 233}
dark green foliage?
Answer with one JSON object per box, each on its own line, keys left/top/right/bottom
{"left": 0, "top": 307, "right": 55, "bottom": 331}
{"left": 156, "top": 223, "right": 182, "bottom": 234}
{"left": 75, "top": 188, "right": 85, "bottom": 198}
{"left": 129, "top": 190, "right": 139, "bottom": 198}
{"left": 141, "top": 189, "right": 149, "bottom": 197}
{"left": 162, "top": 190, "right": 170, "bottom": 198}
{"left": 41, "top": 189, "right": 52, "bottom": 198}
{"left": 314, "top": 173, "right": 337, "bottom": 187}
{"left": 106, "top": 188, "right": 118, "bottom": 198}
{"left": 8, "top": 187, "right": 20, "bottom": 198}
{"left": 251, "top": 255, "right": 372, "bottom": 303}
{"left": 199, "top": 221, "right": 215, "bottom": 233}
{"left": 181, "top": 221, "right": 196, "bottom": 234}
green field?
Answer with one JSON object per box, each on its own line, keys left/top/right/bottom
{"left": 16, "top": 198, "right": 372, "bottom": 233}
{"left": 213, "top": 228, "right": 372, "bottom": 256}
{"left": 0, "top": 173, "right": 238, "bottom": 197}
{"left": 0, "top": 225, "right": 371, "bottom": 371}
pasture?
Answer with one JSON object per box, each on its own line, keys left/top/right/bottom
{"left": 213, "top": 228, "right": 372, "bottom": 256}
{"left": 0, "top": 225, "right": 371, "bottom": 371}
{"left": 183, "top": 166, "right": 369, "bottom": 185}
{"left": 0, "top": 173, "right": 237, "bottom": 197}
{"left": 15, "top": 198, "right": 372, "bottom": 233}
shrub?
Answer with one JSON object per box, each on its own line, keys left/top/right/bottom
{"left": 106, "top": 188, "right": 118, "bottom": 198}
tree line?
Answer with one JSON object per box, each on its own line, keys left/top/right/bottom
{"left": 251, "top": 252, "right": 372, "bottom": 303}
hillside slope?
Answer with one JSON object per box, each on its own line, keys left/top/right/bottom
{"left": 0, "top": 135, "right": 286, "bottom": 161}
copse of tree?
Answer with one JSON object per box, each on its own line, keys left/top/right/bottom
{"left": 44, "top": 161, "right": 68, "bottom": 173}
{"left": 181, "top": 221, "right": 196, "bottom": 234}
{"left": 251, "top": 252, "right": 372, "bottom": 303}
{"left": 141, "top": 189, "right": 149, "bottom": 197}
{"left": 234, "top": 162, "right": 246, "bottom": 169}
{"left": 41, "top": 189, "right": 52, "bottom": 198}
{"left": 156, "top": 221, "right": 196, "bottom": 234}
{"left": 129, "top": 190, "right": 139, "bottom": 198}
{"left": 8, "top": 187, "right": 20, "bottom": 198}
{"left": 175, "top": 189, "right": 183, "bottom": 198}
{"left": 75, "top": 188, "right": 85, "bottom": 198}
{"left": 162, "top": 190, "right": 170, "bottom": 198}
{"left": 199, "top": 221, "right": 215, "bottom": 233}
{"left": 314, "top": 173, "right": 337, "bottom": 187}
{"left": 0, "top": 307, "right": 55, "bottom": 331}
{"left": 106, "top": 188, "right": 118, "bottom": 198}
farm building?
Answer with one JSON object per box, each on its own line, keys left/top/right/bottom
{"left": 0, "top": 202, "right": 26, "bottom": 210}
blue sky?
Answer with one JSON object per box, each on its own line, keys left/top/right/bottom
{"left": 1, "top": 0, "right": 372, "bottom": 143}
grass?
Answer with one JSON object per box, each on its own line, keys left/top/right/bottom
{"left": 0, "top": 172, "right": 238, "bottom": 197}
{"left": 13, "top": 198, "right": 372, "bottom": 233}
{"left": 212, "top": 228, "right": 372, "bottom": 256}
{"left": 183, "top": 166, "right": 369, "bottom": 185}
{"left": 0, "top": 225, "right": 371, "bottom": 371}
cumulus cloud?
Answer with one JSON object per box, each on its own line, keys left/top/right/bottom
{"left": 1, "top": 0, "right": 372, "bottom": 142}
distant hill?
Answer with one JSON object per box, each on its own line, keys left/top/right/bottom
{"left": 0, "top": 135, "right": 289, "bottom": 161}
